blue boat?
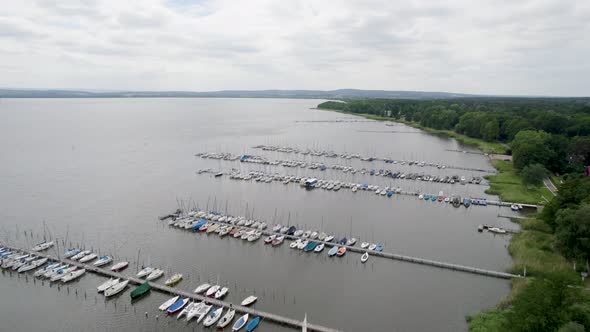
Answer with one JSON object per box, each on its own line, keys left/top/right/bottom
{"left": 463, "top": 198, "right": 471, "bottom": 207}
{"left": 431, "top": 195, "right": 437, "bottom": 201}
{"left": 386, "top": 191, "right": 393, "bottom": 197}
{"left": 319, "top": 165, "right": 327, "bottom": 171}
{"left": 287, "top": 226, "right": 296, "bottom": 235}
{"left": 375, "top": 245, "right": 383, "bottom": 251}
{"left": 424, "top": 194, "right": 430, "bottom": 200}
{"left": 327, "top": 246, "right": 338, "bottom": 257}
{"left": 165, "top": 298, "right": 186, "bottom": 314}
{"left": 303, "top": 241, "right": 318, "bottom": 252}
{"left": 63, "top": 248, "right": 80, "bottom": 259}
{"left": 245, "top": 316, "right": 261, "bottom": 331}
{"left": 192, "top": 219, "right": 208, "bottom": 231}
{"left": 338, "top": 237, "right": 347, "bottom": 245}
{"left": 369, "top": 169, "right": 375, "bottom": 175}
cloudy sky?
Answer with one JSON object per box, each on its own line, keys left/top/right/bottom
{"left": 1, "top": 0, "right": 589, "bottom": 96}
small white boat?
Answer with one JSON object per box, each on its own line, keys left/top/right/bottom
{"left": 241, "top": 295, "right": 257, "bottom": 306}
{"left": 34, "top": 262, "right": 60, "bottom": 277}
{"left": 346, "top": 238, "right": 357, "bottom": 246}
{"left": 297, "top": 240, "right": 308, "bottom": 250}
{"left": 110, "top": 261, "right": 129, "bottom": 272}
{"left": 97, "top": 278, "right": 120, "bottom": 292}
{"left": 360, "top": 242, "right": 370, "bottom": 249}
{"left": 104, "top": 279, "right": 129, "bottom": 297}
{"left": 217, "top": 309, "right": 236, "bottom": 328}
{"left": 289, "top": 239, "right": 301, "bottom": 249}
{"left": 32, "top": 241, "right": 54, "bottom": 252}
{"left": 310, "top": 231, "right": 318, "bottom": 239}
{"left": 488, "top": 227, "right": 507, "bottom": 234}
{"left": 146, "top": 268, "right": 164, "bottom": 281}
{"left": 93, "top": 255, "right": 112, "bottom": 267}
{"left": 318, "top": 232, "right": 327, "bottom": 240}
{"left": 185, "top": 302, "right": 204, "bottom": 321}
{"left": 193, "top": 283, "right": 211, "bottom": 294}
{"left": 324, "top": 235, "right": 335, "bottom": 242}
{"left": 18, "top": 257, "right": 48, "bottom": 273}
{"left": 203, "top": 307, "right": 223, "bottom": 327}
{"left": 368, "top": 244, "right": 377, "bottom": 250}
{"left": 158, "top": 295, "right": 179, "bottom": 311}
{"left": 361, "top": 252, "right": 369, "bottom": 263}
{"left": 165, "top": 273, "right": 183, "bottom": 286}
{"left": 79, "top": 253, "right": 97, "bottom": 263}
{"left": 214, "top": 286, "right": 229, "bottom": 299}
{"left": 70, "top": 250, "right": 90, "bottom": 261}
{"left": 177, "top": 302, "right": 196, "bottom": 319}
{"left": 196, "top": 304, "right": 213, "bottom": 323}
{"left": 206, "top": 285, "right": 220, "bottom": 297}
{"left": 232, "top": 313, "right": 249, "bottom": 331}
{"left": 62, "top": 268, "right": 86, "bottom": 283}
{"left": 51, "top": 266, "right": 77, "bottom": 281}
{"left": 314, "top": 243, "right": 325, "bottom": 252}
{"left": 136, "top": 266, "right": 154, "bottom": 278}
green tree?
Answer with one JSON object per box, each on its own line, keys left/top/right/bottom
{"left": 555, "top": 203, "right": 590, "bottom": 260}
{"left": 504, "top": 271, "right": 582, "bottom": 332}
{"left": 511, "top": 130, "right": 555, "bottom": 170}
{"left": 520, "top": 163, "right": 547, "bottom": 186}
{"left": 483, "top": 119, "right": 500, "bottom": 141}
{"left": 541, "top": 176, "right": 590, "bottom": 229}
{"left": 558, "top": 322, "right": 586, "bottom": 332}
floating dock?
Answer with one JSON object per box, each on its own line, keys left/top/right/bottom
{"left": 2, "top": 244, "right": 342, "bottom": 332}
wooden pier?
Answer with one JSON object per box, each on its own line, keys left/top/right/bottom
{"left": 3, "top": 244, "right": 342, "bottom": 332}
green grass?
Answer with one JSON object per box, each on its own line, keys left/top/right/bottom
{"left": 485, "top": 160, "right": 553, "bottom": 205}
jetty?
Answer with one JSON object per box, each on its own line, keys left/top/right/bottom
{"left": 167, "top": 212, "right": 523, "bottom": 280}
{"left": 1, "top": 244, "right": 342, "bottom": 332}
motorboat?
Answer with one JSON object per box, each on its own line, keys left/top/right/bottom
{"left": 241, "top": 295, "right": 257, "bottom": 306}
{"left": 34, "top": 262, "right": 60, "bottom": 277}
{"left": 193, "top": 283, "right": 211, "bottom": 294}
{"left": 158, "top": 296, "right": 179, "bottom": 310}
{"left": 336, "top": 247, "right": 347, "bottom": 257}
{"left": 361, "top": 252, "right": 369, "bottom": 263}
{"left": 43, "top": 264, "right": 69, "bottom": 279}
{"left": 93, "top": 256, "right": 113, "bottom": 267}
{"left": 215, "top": 286, "right": 229, "bottom": 299}
{"left": 245, "top": 316, "right": 261, "bottom": 331}
{"left": 146, "top": 268, "right": 164, "bottom": 281}
{"left": 104, "top": 279, "right": 129, "bottom": 297}
{"left": 314, "top": 243, "right": 325, "bottom": 252}
{"left": 375, "top": 245, "right": 383, "bottom": 251}
{"left": 110, "top": 261, "right": 129, "bottom": 272}
{"left": 167, "top": 297, "right": 189, "bottom": 315}
{"left": 203, "top": 307, "right": 223, "bottom": 327}
{"left": 310, "top": 231, "right": 318, "bottom": 239}
{"left": 302, "top": 230, "right": 311, "bottom": 238}
{"left": 318, "top": 232, "right": 327, "bottom": 241}
{"left": 328, "top": 246, "right": 338, "bottom": 257}
{"left": 294, "top": 229, "right": 304, "bottom": 237}
{"left": 165, "top": 273, "right": 183, "bottom": 286}
{"left": 206, "top": 285, "right": 221, "bottom": 297}
{"left": 79, "top": 253, "right": 98, "bottom": 263}
{"left": 346, "top": 238, "right": 357, "bottom": 246}
{"left": 338, "top": 237, "right": 347, "bottom": 245}
{"left": 324, "top": 235, "right": 334, "bottom": 242}
{"left": 286, "top": 226, "right": 297, "bottom": 235}
{"left": 368, "top": 244, "right": 377, "bottom": 250}
{"left": 217, "top": 309, "right": 236, "bottom": 329}
{"left": 272, "top": 224, "right": 282, "bottom": 232}
{"left": 196, "top": 304, "right": 213, "bottom": 323}
{"left": 62, "top": 268, "right": 86, "bottom": 283}
{"left": 488, "top": 227, "right": 507, "bottom": 234}
{"left": 136, "top": 266, "right": 154, "bottom": 278}
{"left": 360, "top": 242, "right": 370, "bottom": 249}
{"left": 232, "top": 313, "right": 249, "bottom": 331}
{"left": 97, "top": 278, "right": 120, "bottom": 292}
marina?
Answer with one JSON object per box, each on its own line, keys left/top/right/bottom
{"left": 161, "top": 209, "right": 522, "bottom": 279}
{"left": 0, "top": 98, "right": 516, "bottom": 331}
{"left": 197, "top": 169, "right": 540, "bottom": 209}
{"left": 0, "top": 243, "right": 339, "bottom": 332}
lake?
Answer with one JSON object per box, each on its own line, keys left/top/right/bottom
{"left": 0, "top": 98, "right": 513, "bottom": 331}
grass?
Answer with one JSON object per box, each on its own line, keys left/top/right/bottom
{"left": 485, "top": 160, "right": 553, "bottom": 205}
{"left": 323, "top": 109, "right": 507, "bottom": 154}
{"left": 467, "top": 217, "right": 574, "bottom": 331}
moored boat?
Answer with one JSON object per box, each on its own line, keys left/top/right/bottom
{"left": 241, "top": 295, "right": 257, "bottom": 306}
{"left": 110, "top": 261, "right": 129, "bottom": 272}
{"left": 203, "top": 307, "right": 223, "bottom": 327}
{"left": 336, "top": 246, "right": 347, "bottom": 257}
{"left": 158, "top": 296, "right": 179, "bottom": 310}
{"left": 194, "top": 283, "right": 211, "bottom": 294}
{"left": 62, "top": 268, "right": 86, "bottom": 283}
{"left": 245, "top": 316, "right": 261, "bottom": 331}
{"left": 97, "top": 278, "right": 120, "bottom": 292}
{"left": 232, "top": 313, "right": 249, "bottom": 331}
{"left": 166, "top": 297, "right": 189, "bottom": 315}
{"left": 217, "top": 309, "right": 236, "bottom": 328}
{"left": 146, "top": 268, "right": 164, "bottom": 281}
{"left": 165, "top": 273, "right": 183, "bottom": 286}
{"left": 130, "top": 281, "right": 151, "bottom": 299}
{"left": 93, "top": 255, "right": 113, "bottom": 267}
{"left": 136, "top": 266, "right": 154, "bottom": 278}
{"left": 327, "top": 245, "right": 338, "bottom": 257}
{"left": 361, "top": 252, "right": 369, "bottom": 263}
{"left": 104, "top": 279, "right": 129, "bottom": 297}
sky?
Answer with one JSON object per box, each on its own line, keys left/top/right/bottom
{"left": 0, "top": 0, "right": 589, "bottom": 96}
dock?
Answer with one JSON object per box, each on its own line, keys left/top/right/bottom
{"left": 168, "top": 216, "right": 523, "bottom": 280}
{"left": 3, "top": 244, "right": 342, "bottom": 332}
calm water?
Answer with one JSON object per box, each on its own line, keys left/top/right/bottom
{"left": 0, "top": 98, "right": 513, "bottom": 332}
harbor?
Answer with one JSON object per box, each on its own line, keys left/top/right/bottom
{"left": 0, "top": 243, "right": 340, "bottom": 332}
{"left": 0, "top": 98, "right": 516, "bottom": 331}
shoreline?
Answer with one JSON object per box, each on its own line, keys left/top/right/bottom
{"left": 316, "top": 105, "right": 568, "bottom": 331}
